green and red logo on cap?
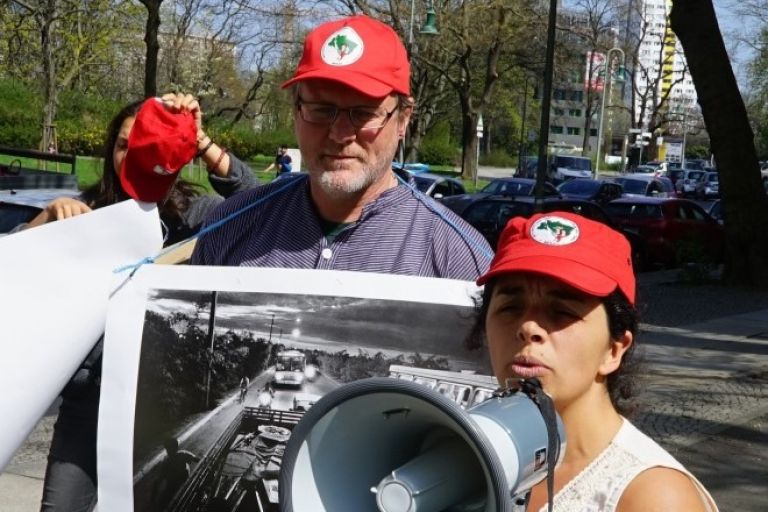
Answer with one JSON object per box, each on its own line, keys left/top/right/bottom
{"left": 530, "top": 216, "right": 580, "bottom": 245}
{"left": 321, "top": 27, "right": 365, "bottom": 66}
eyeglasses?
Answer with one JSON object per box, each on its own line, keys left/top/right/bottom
{"left": 296, "top": 100, "right": 398, "bottom": 130}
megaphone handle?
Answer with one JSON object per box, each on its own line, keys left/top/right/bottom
{"left": 517, "top": 378, "right": 559, "bottom": 512}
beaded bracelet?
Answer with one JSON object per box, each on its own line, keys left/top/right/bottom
{"left": 207, "top": 148, "right": 227, "bottom": 173}
{"left": 195, "top": 138, "right": 214, "bottom": 158}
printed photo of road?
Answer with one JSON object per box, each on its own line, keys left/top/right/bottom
{"left": 130, "top": 288, "right": 489, "bottom": 511}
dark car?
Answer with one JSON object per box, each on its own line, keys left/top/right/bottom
{"left": 440, "top": 177, "right": 559, "bottom": 215}
{"left": 708, "top": 199, "right": 723, "bottom": 225}
{"left": 456, "top": 195, "right": 648, "bottom": 269}
{"left": 410, "top": 172, "right": 466, "bottom": 199}
{"left": 0, "top": 188, "right": 80, "bottom": 235}
{"left": 557, "top": 179, "right": 623, "bottom": 205}
{"left": 604, "top": 197, "right": 724, "bottom": 269}
{"left": 613, "top": 175, "right": 676, "bottom": 198}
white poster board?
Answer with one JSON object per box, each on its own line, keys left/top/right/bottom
{"left": 0, "top": 200, "right": 163, "bottom": 470}
{"left": 98, "top": 265, "right": 489, "bottom": 511}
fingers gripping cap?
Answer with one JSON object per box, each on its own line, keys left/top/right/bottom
{"left": 119, "top": 98, "right": 197, "bottom": 203}
{"left": 477, "top": 212, "right": 636, "bottom": 305}
{"left": 281, "top": 15, "right": 410, "bottom": 97}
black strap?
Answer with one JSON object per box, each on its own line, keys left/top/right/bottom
{"left": 517, "top": 378, "right": 560, "bottom": 512}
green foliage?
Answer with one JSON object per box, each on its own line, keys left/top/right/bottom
{"left": 0, "top": 79, "right": 42, "bottom": 148}
{"left": 480, "top": 149, "right": 516, "bottom": 167}
{"left": 685, "top": 144, "right": 710, "bottom": 160}
{"left": 209, "top": 124, "right": 296, "bottom": 162}
{"left": 418, "top": 121, "right": 458, "bottom": 166}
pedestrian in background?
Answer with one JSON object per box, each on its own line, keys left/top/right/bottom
{"left": 264, "top": 144, "right": 293, "bottom": 177}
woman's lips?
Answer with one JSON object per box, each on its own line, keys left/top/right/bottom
{"left": 510, "top": 356, "right": 548, "bottom": 378}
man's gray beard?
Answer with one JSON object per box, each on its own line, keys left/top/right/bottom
{"left": 316, "top": 164, "right": 385, "bottom": 199}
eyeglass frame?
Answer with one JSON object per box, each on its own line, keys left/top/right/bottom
{"left": 295, "top": 98, "right": 401, "bottom": 130}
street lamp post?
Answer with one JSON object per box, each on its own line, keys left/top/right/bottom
{"left": 400, "top": 0, "right": 439, "bottom": 163}
{"left": 595, "top": 47, "right": 626, "bottom": 177}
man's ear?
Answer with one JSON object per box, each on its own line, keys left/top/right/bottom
{"left": 599, "top": 330, "right": 633, "bottom": 376}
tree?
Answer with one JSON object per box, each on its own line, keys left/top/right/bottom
{"left": 139, "top": 0, "right": 164, "bottom": 98}
{"left": 670, "top": 0, "right": 768, "bottom": 287}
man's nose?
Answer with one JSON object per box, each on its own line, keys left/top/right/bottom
{"left": 328, "top": 111, "right": 357, "bottom": 143}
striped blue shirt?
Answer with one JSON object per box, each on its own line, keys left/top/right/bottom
{"left": 191, "top": 172, "right": 492, "bottom": 281}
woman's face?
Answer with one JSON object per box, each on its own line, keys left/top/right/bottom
{"left": 485, "top": 273, "right": 631, "bottom": 411}
{"left": 113, "top": 116, "right": 135, "bottom": 176}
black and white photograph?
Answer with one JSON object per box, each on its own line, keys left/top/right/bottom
{"left": 97, "top": 265, "right": 492, "bottom": 512}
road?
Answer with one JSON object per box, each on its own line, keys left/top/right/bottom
{"left": 132, "top": 370, "right": 338, "bottom": 510}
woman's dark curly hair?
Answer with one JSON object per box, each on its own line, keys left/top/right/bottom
{"left": 80, "top": 100, "right": 202, "bottom": 225}
{"left": 465, "top": 281, "right": 642, "bottom": 416}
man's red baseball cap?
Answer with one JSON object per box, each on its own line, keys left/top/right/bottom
{"left": 281, "top": 15, "right": 410, "bottom": 97}
{"left": 119, "top": 98, "right": 197, "bottom": 203}
{"left": 477, "top": 212, "right": 636, "bottom": 304}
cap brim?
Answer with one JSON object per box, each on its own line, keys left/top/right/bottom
{"left": 477, "top": 255, "right": 619, "bottom": 298}
{"left": 281, "top": 71, "right": 397, "bottom": 98}
{"left": 119, "top": 151, "right": 178, "bottom": 203}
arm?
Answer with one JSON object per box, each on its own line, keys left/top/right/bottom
{"left": 207, "top": 153, "right": 260, "bottom": 197}
{"left": 23, "top": 196, "right": 92, "bottom": 229}
{"left": 617, "top": 467, "right": 713, "bottom": 512}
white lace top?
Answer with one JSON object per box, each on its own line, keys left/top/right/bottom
{"left": 537, "top": 418, "right": 718, "bottom": 512}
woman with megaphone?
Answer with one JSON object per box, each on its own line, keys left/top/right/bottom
{"left": 467, "top": 212, "right": 718, "bottom": 512}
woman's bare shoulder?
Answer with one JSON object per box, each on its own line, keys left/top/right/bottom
{"left": 617, "top": 466, "right": 713, "bottom": 512}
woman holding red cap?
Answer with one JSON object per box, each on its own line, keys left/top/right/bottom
{"left": 467, "top": 212, "right": 718, "bottom": 512}
{"left": 32, "top": 94, "right": 256, "bottom": 512}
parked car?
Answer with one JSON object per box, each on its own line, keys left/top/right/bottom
{"left": 613, "top": 175, "right": 676, "bottom": 198}
{"left": 439, "top": 177, "right": 559, "bottom": 215}
{"left": 557, "top": 179, "right": 623, "bottom": 205}
{"left": 668, "top": 168, "right": 685, "bottom": 189}
{"left": 675, "top": 169, "right": 707, "bottom": 197}
{"left": 761, "top": 167, "right": 768, "bottom": 194}
{"left": 480, "top": 177, "right": 559, "bottom": 197}
{"left": 604, "top": 197, "right": 724, "bottom": 269}
{"left": 630, "top": 164, "right": 660, "bottom": 175}
{"left": 455, "top": 195, "right": 648, "bottom": 269}
{"left": 708, "top": 199, "right": 723, "bottom": 225}
{"left": 695, "top": 171, "right": 719, "bottom": 199}
{"left": 0, "top": 188, "right": 79, "bottom": 236}
{"left": 410, "top": 172, "right": 466, "bottom": 199}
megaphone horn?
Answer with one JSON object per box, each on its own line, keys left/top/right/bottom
{"left": 279, "top": 377, "right": 565, "bottom": 512}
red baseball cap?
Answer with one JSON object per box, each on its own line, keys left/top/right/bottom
{"left": 119, "top": 98, "right": 197, "bottom": 203}
{"left": 281, "top": 15, "right": 410, "bottom": 97}
{"left": 477, "top": 212, "right": 636, "bottom": 304}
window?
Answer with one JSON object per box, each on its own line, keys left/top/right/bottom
{"left": 589, "top": 128, "right": 598, "bottom": 136}
{"left": 553, "top": 108, "right": 565, "bottom": 116}
{"left": 568, "top": 91, "right": 584, "bottom": 102}
{"left": 567, "top": 127, "right": 580, "bottom": 135}
{"left": 553, "top": 89, "right": 566, "bottom": 100}
{"left": 569, "top": 108, "right": 582, "bottom": 117}
{"left": 550, "top": 125, "right": 564, "bottom": 134}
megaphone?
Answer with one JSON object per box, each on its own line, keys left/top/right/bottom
{"left": 279, "top": 377, "right": 565, "bottom": 511}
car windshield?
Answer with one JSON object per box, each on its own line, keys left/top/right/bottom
{"left": 482, "top": 180, "right": 533, "bottom": 196}
{"left": 615, "top": 178, "right": 647, "bottom": 195}
{"left": 687, "top": 171, "right": 705, "bottom": 181}
{"left": 412, "top": 176, "right": 435, "bottom": 192}
{"left": 559, "top": 180, "right": 600, "bottom": 194}
{"left": 605, "top": 202, "right": 663, "bottom": 219}
{"left": 707, "top": 174, "right": 719, "bottom": 183}
{"left": 554, "top": 157, "right": 591, "bottom": 170}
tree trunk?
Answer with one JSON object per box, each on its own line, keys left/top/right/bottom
{"left": 461, "top": 108, "right": 479, "bottom": 180}
{"left": 671, "top": 0, "right": 768, "bottom": 287}
{"left": 141, "top": 0, "right": 163, "bottom": 98}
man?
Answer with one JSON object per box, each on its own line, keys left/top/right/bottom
{"left": 264, "top": 144, "right": 293, "bottom": 177}
{"left": 192, "top": 15, "right": 492, "bottom": 280}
